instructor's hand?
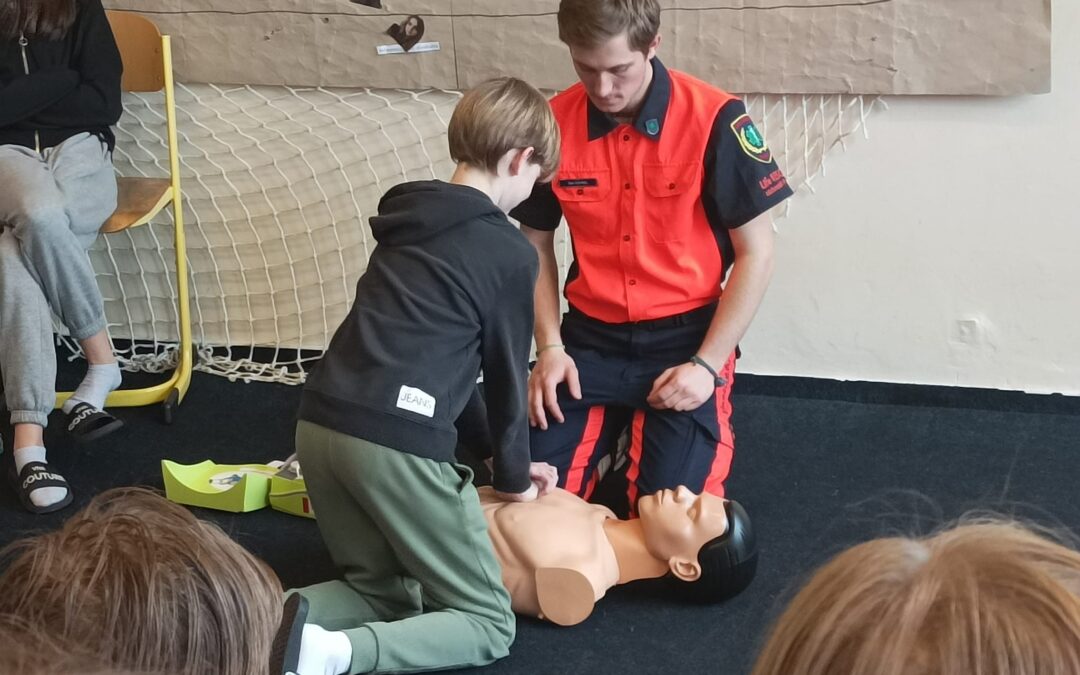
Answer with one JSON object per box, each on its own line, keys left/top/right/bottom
{"left": 528, "top": 348, "right": 581, "bottom": 430}
{"left": 647, "top": 362, "right": 715, "bottom": 412}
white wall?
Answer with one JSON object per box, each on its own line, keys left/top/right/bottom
{"left": 741, "top": 0, "right": 1078, "bottom": 396}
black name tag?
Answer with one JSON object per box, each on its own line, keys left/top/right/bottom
{"left": 558, "top": 178, "right": 599, "bottom": 188}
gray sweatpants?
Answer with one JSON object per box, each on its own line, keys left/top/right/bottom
{"left": 0, "top": 132, "right": 117, "bottom": 428}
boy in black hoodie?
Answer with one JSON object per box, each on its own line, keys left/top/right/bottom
{"left": 277, "top": 78, "right": 561, "bottom": 675}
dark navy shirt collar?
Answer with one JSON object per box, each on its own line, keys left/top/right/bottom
{"left": 586, "top": 57, "right": 671, "bottom": 142}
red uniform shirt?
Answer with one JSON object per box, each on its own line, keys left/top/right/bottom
{"left": 513, "top": 59, "right": 794, "bottom": 324}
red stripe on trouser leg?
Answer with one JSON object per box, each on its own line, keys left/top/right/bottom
{"left": 625, "top": 410, "right": 646, "bottom": 516}
{"left": 565, "top": 406, "right": 606, "bottom": 495}
{"left": 704, "top": 353, "right": 737, "bottom": 497}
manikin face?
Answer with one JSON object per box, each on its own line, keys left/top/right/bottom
{"left": 637, "top": 486, "right": 729, "bottom": 580}
{"left": 569, "top": 33, "right": 659, "bottom": 118}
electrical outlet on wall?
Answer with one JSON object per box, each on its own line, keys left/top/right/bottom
{"left": 952, "top": 318, "right": 983, "bottom": 346}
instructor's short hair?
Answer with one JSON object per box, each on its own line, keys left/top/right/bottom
{"left": 557, "top": 0, "right": 661, "bottom": 53}
{"left": 0, "top": 488, "right": 283, "bottom": 675}
{"left": 751, "top": 520, "right": 1080, "bottom": 675}
{"left": 448, "top": 77, "right": 560, "bottom": 180}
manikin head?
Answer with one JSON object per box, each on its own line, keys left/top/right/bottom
{"left": 557, "top": 0, "right": 662, "bottom": 117}
{"left": 638, "top": 487, "right": 759, "bottom": 602}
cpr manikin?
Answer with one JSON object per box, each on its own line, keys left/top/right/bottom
{"left": 480, "top": 486, "right": 757, "bottom": 625}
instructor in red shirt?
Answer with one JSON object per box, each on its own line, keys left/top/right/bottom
{"left": 511, "top": 0, "right": 793, "bottom": 512}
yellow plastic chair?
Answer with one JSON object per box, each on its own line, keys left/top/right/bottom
{"left": 55, "top": 11, "right": 192, "bottom": 423}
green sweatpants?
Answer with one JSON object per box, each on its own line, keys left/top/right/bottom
{"left": 290, "top": 420, "right": 515, "bottom": 674}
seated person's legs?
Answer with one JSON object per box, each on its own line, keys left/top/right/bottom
{"left": 0, "top": 230, "right": 69, "bottom": 512}
{"left": 0, "top": 136, "right": 122, "bottom": 512}
{"left": 0, "top": 136, "right": 123, "bottom": 434}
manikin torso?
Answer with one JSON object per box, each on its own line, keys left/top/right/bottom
{"left": 479, "top": 486, "right": 621, "bottom": 618}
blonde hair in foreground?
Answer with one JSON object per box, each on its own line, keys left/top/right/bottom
{"left": 448, "top": 76, "right": 560, "bottom": 180}
{"left": 751, "top": 520, "right": 1080, "bottom": 675}
{"left": 0, "top": 487, "right": 283, "bottom": 675}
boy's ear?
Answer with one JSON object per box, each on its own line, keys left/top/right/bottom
{"left": 509, "top": 147, "right": 536, "bottom": 176}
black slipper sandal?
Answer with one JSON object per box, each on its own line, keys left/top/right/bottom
{"left": 9, "top": 460, "right": 73, "bottom": 515}
{"left": 270, "top": 593, "right": 309, "bottom": 675}
{"left": 65, "top": 401, "right": 124, "bottom": 444}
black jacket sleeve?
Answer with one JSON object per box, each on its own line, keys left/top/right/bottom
{"left": 455, "top": 384, "right": 495, "bottom": 463}
{"left": 0, "top": 68, "right": 79, "bottom": 127}
{"left": 480, "top": 263, "right": 538, "bottom": 494}
{"left": 28, "top": 0, "right": 122, "bottom": 128}
{"left": 509, "top": 182, "right": 563, "bottom": 231}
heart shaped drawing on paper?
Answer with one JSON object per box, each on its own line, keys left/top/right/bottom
{"left": 387, "top": 14, "right": 425, "bottom": 52}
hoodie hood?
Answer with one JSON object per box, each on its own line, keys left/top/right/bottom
{"left": 370, "top": 180, "right": 504, "bottom": 246}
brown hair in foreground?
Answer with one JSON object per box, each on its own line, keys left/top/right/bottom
{"left": 448, "top": 76, "right": 560, "bottom": 180}
{"left": 751, "top": 519, "right": 1080, "bottom": 675}
{"left": 0, "top": 487, "right": 283, "bottom": 675}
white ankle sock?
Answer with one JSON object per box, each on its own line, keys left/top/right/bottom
{"left": 295, "top": 624, "right": 352, "bottom": 675}
{"left": 63, "top": 362, "right": 122, "bottom": 413}
{"left": 13, "top": 446, "right": 68, "bottom": 508}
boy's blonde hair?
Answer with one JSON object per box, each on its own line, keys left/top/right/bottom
{"left": 0, "top": 488, "right": 283, "bottom": 675}
{"left": 557, "top": 0, "right": 661, "bottom": 53}
{"left": 448, "top": 77, "right": 560, "bottom": 180}
{"left": 751, "top": 520, "right": 1080, "bottom": 675}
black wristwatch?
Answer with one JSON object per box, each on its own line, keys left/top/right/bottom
{"left": 690, "top": 355, "right": 727, "bottom": 387}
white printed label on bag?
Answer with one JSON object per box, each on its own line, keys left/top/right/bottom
{"left": 396, "top": 385, "right": 436, "bottom": 418}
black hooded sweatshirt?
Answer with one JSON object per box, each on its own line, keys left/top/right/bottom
{"left": 299, "top": 181, "right": 538, "bottom": 495}
{"left": 0, "top": 0, "right": 123, "bottom": 151}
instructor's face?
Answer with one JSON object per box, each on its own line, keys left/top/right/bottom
{"left": 569, "top": 33, "right": 658, "bottom": 118}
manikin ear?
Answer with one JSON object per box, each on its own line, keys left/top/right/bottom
{"left": 507, "top": 146, "right": 536, "bottom": 177}
{"left": 669, "top": 557, "right": 702, "bottom": 582}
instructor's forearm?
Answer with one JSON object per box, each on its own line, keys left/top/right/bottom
{"left": 697, "top": 250, "right": 774, "bottom": 368}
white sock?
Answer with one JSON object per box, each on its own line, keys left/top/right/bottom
{"left": 295, "top": 624, "right": 352, "bottom": 675}
{"left": 13, "top": 446, "right": 68, "bottom": 508}
{"left": 62, "top": 362, "right": 122, "bottom": 413}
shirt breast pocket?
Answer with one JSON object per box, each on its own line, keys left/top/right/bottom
{"left": 643, "top": 162, "right": 702, "bottom": 243}
{"left": 552, "top": 169, "right": 614, "bottom": 244}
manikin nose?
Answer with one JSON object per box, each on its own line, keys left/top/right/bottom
{"left": 675, "top": 486, "right": 693, "bottom": 502}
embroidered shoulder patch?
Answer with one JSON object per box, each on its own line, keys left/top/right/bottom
{"left": 730, "top": 114, "right": 772, "bottom": 164}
